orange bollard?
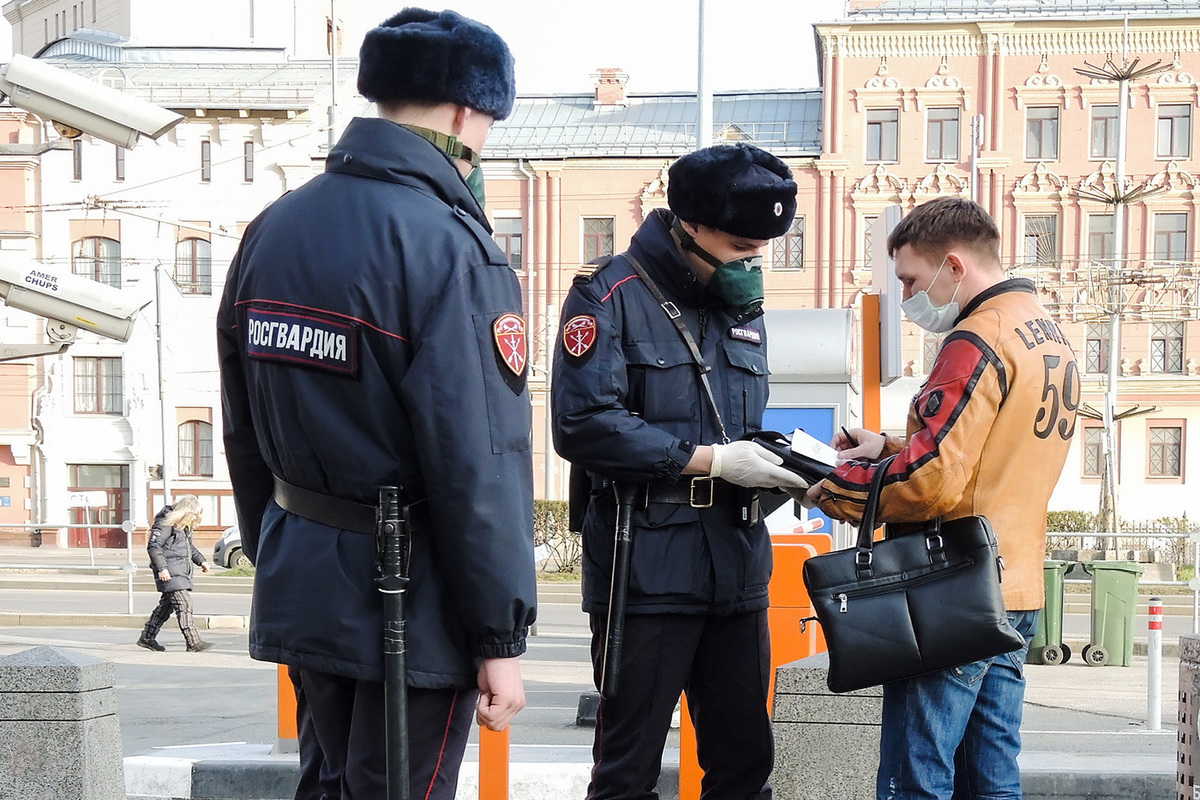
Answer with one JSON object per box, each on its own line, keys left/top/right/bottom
{"left": 277, "top": 664, "right": 298, "bottom": 751}
{"left": 677, "top": 527, "right": 834, "bottom": 799}
{"left": 479, "top": 725, "right": 510, "bottom": 800}
{"left": 679, "top": 694, "right": 701, "bottom": 799}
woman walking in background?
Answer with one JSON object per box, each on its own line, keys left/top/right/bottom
{"left": 137, "top": 494, "right": 213, "bottom": 652}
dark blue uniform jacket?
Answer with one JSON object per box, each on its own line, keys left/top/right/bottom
{"left": 552, "top": 208, "right": 773, "bottom": 616}
{"left": 217, "top": 117, "right": 537, "bottom": 688}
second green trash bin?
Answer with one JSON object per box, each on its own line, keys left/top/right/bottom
{"left": 1082, "top": 560, "right": 1144, "bottom": 667}
{"left": 1029, "top": 560, "right": 1072, "bottom": 665}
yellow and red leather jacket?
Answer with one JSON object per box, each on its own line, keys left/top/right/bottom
{"left": 816, "top": 278, "right": 1078, "bottom": 610}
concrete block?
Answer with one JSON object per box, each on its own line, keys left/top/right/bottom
{"left": 0, "top": 645, "right": 124, "bottom": 800}
{"left": 771, "top": 652, "right": 881, "bottom": 800}
{"left": 1179, "top": 634, "right": 1200, "bottom": 799}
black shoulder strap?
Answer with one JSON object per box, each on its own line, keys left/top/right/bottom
{"left": 623, "top": 252, "right": 730, "bottom": 444}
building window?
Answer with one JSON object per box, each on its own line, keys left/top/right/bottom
{"left": 114, "top": 146, "right": 125, "bottom": 182}
{"left": 178, "top": 420, "right": 214, "bottom": 477}
{"left": 174, "top": 238, "right": 212, "bottom": 295}
{"left": 922, "top": 332, "right": 943, "bottom": 375}
{"left": 862, "top": 215, "right": 878, "bottom": 268}
{"left": 866, "top": 109, "right": 899, "bottom": 163}
{"left": 1085, "top": 321, "right": 1109, "bottom": 374}
{"left": 1088, "top": 213, "right": 1114, "bottom": 263}
{"left": 1022, "top": 215, "right": 1058, "bottom": 265}
{"left": 1090, "top": 105, "right": 1118, "bottom": 159}
{"left": 1154, "top": 212, "right": 1188, "bottom": 263}
{"left": 243, "top": 141, "right": 254, "bottom": 183}
{"left": 583, "top": 217, "right": 614, "bottom": 263}
{"left": 1026, "top": 106, "right": 1060, "bottom": 161}
{"left": 1148, "top": 425, "right": 1183, "bottom": 478}
{"left": 200, "top": 140, "right": 212, "bottom": 182}
{"left": 1157, "top": 104, "right": 1191, "bottom": 159}
{"left": 772, "top": 217, "right": 805, "bottom": 270}
{"left": 1083, "top": 426, "right": 1104, "bottom": 478}
{"left": 72, "top": 236, "right": 121, "bottom": 287}
{"left": 1150, "top": 322, "right": 1185, "bottom": 373}
{"left": 926, "top": 108, "right": 959, "bottom": 162}
{"left": 72, "top": 139, "right": 83, "bottom": 180}
{"left": 73, "top": 357, "right": 122, "bottom": 414}
{"left": 67, "top": 464, "right": 128, "bottom": 548}
{"left": 493, "top": 217, "right": 523, "bottom": 270}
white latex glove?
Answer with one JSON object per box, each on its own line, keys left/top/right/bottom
{"left": 709, "top": 440, "right": 810, "bottom": 490}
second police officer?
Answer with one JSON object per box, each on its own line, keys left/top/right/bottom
{"left": 552, "top": 144, "right": 809, "bottom": 800}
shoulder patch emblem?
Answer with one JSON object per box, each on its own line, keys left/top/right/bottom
{"left": 922, "top": 390, "right": 944, "bottom": 418}
{"left": 493, "top": 313, "right": 527, "bottom": 376}
{"left": 245, "top": 306, "right": 359, "bottom": 376}
{"left": 563, "top": 315, "right": 598, "bottom": 358}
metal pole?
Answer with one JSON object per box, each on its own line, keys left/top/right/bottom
{"left": 544, "top": 304, "right": 557, "bottom": 499}
{"left": 1147, "top": 596, "right": 1162, "bottom": 731}
{"left": 696, "top": 0, "right": 711, "bottom": 148}
{"left": 328, "top": 0, "right": 338, "bottom": 151}
{"left": 154, "top": 261, "right": 173, "bottom": 506}
{"left": 125, "top": 520, "right": 134, "bottom": 615}
{"left": 970, "top": 114, "right": 982, "bottom": 204}
{"left": 1193, "top": 539, "right": 1198, "bottom": 634}
{"left": 1099, "top": 58, "right": 1132, "bottom": 542}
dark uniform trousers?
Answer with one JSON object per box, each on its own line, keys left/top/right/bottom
{"left": 295, "top": 667, "right": 477, "bottom": 800}
{"left": 588, "top": 610, "right": 774, "bottom": 800}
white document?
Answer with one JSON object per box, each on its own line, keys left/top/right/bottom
{"left": 790, "top": 427, "right": 839, "bottom": 467}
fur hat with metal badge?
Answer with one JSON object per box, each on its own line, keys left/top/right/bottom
{"left": 667, "top": 143, "right": 798, "bottom": 240}
{"left": 357, "top": 8, "right": 516, "bottom": 121}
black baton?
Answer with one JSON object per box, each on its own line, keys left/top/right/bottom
{"left": 376, "top": 486, "right": 411, "bottom": 800}
{"left": 601, "top": 481, "right": 638, "bottom": 699}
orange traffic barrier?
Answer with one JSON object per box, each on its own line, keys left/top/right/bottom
{"left": 678, "top": 525, "right": 834, "bottom": 799}
{"left": 479, "top": 725, "right": 510, "bottom": 800}
{"left": 278, "top": 664, "right": 298, "bottom": 748}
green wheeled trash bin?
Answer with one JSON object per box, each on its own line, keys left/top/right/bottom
{"left": 1082, "top": 560, "right": 1144, "bottom": 667}
{"left": 1029, "top": 560, "right": 1072, "bottom": 665}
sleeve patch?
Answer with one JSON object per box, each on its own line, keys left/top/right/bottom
{"left": 493, "top": 313, "right": 528, "bottom": 376}
{"left": 245, "top": 306, "right": 359, "bottom": 376}
{"left": 563, "top": 315, "right": 598, "bottom": 358}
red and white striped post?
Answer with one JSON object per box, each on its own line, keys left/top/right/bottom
{"left": 1148, "top": 596, "right": 1163, "bottom": 731}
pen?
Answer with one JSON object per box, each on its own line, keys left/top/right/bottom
{"left": 840, "top": 426, "right": 858, "bottom": 447}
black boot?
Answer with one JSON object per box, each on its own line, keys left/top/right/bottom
{"left": 137, "top": 634, "right": 165, "bottom": 652}
{"left": 187, "top": 640, "right": 214, "bottom": 652}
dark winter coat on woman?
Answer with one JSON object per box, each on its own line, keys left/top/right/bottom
{"left": 147, "top": 505, "right": 206, "bottom": 592}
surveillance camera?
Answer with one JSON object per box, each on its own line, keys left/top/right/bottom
{"left": 0, "top": 258, "right": 148, "bottom": 342}
{"left": 0, "top": 55, "right": 183, "bottom": 149}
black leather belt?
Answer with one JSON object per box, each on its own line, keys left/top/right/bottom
{"left": 273, "top": 478, "right": 378, "bottom": 535}
{"left": 645, "top": 477, "right": 747, "bottom": 508}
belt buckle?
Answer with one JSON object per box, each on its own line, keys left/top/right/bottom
{"left": 689, "top": 477, "right": 715, "bottom": 508}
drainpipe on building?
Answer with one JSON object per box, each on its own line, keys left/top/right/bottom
{"left": 516, "top": 159, "right": 554, "bottom": 499}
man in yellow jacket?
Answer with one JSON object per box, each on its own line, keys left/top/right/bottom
{"left": 805, "top": 197, "right": 1077, "bottom": 800}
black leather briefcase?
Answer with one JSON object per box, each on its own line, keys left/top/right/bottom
{"left": 801, "top": 455, "right": 1025, "bottom": 694}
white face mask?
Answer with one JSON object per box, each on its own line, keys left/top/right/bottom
{"left": 901, "top": 257, "right": 961, "bottom": 334}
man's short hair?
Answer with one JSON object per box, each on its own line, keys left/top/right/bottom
{"left": 887, "top": 197, "right": 1001, "bottom": 265}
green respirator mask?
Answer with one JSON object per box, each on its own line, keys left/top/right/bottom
{"left": 672, "top": 219, "right": 764, "bottom": 315}
{"left": 401, "top": 124, "right": 485, "bottom": 209}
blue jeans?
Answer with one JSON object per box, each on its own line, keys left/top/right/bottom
{"left": 877, "top": 610, "right": 1040, "bottom": 800}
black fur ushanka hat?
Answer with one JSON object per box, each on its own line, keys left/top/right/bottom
{"left": 667, "top": 143, "right": 798, "bottom": 240}
{"left": 357, "top": 8, "right": 516, "bottom": 120}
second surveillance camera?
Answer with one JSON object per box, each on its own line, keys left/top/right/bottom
{"left": 0, "top": 258, "right": 148, "bottom": 342}
{"left": 0, "top": 55, "right": 183, "bottom": 149}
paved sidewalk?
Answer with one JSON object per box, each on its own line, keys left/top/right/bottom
{"left": 0, "top": 546, "right": 1183, "bottom": 799}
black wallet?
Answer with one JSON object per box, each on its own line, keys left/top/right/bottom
{"left": 743, "top": 430, "right": 837, "bottom": 485}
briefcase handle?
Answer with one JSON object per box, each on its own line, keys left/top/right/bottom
{"left": 853, "top": 454, "right": 898, "bottom": 577}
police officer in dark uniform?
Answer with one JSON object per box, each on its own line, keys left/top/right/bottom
{"left": 552, "top": 144, "right": 808, "bottom": 800}
{"left": 217, "top": 9, "right": 536, "bottom": 800}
